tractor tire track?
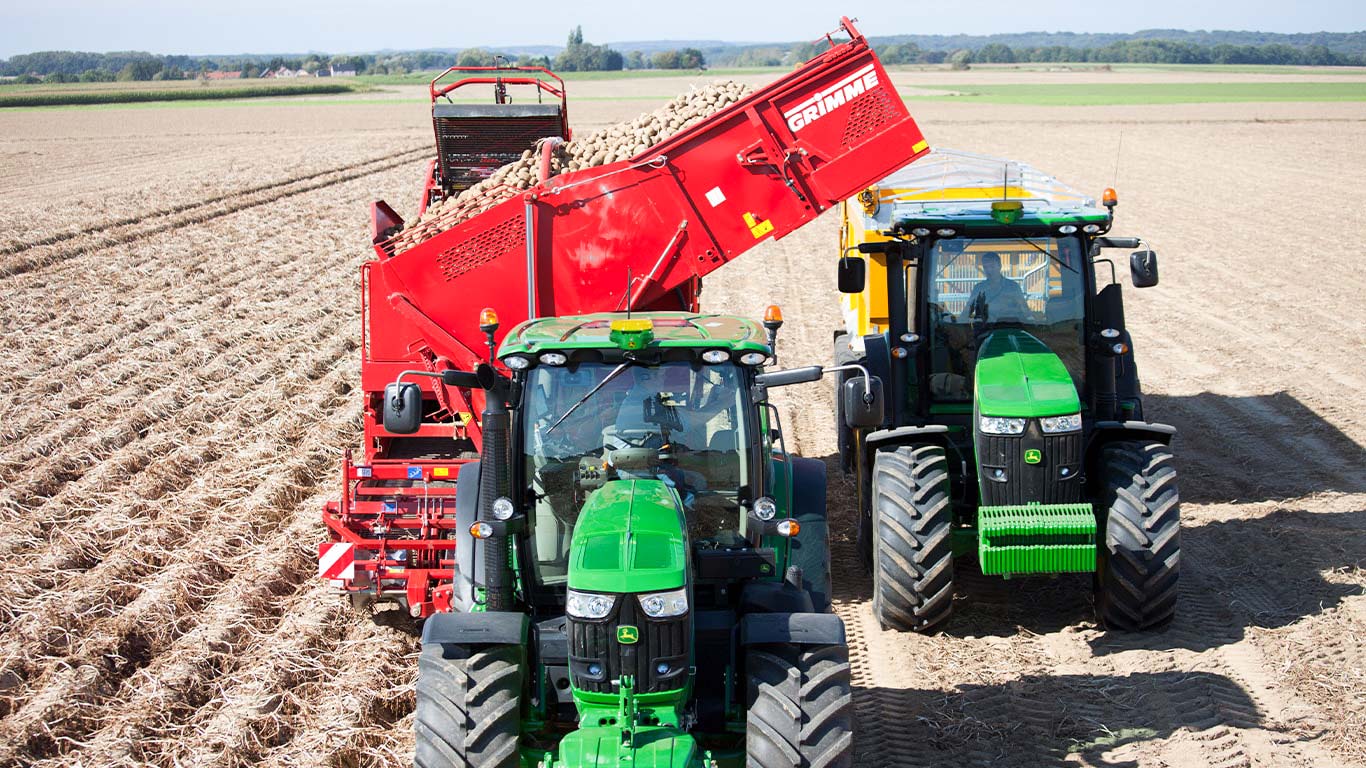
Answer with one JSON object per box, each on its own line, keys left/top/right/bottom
{"left": 0, "top": 144, "right": 426, "bottom": 279}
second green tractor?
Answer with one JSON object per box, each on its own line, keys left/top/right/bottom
{"left": 834, "top": 149, "right": 1181, "bottom": 632}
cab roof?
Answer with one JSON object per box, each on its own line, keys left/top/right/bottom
{"left": 861, "top": 148, "right": 1113, "bottom": 234}
{"left": 498, "top": 311, "right": 771, "bottom": 357}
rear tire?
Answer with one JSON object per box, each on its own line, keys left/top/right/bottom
{"left": 871, "top": 445, "right": 955, "bottom": 632}
{"left": 414, "top": 644, "right": 522, "bottom": 768}
{"left": 1094, "top": 441, "right": 1180, "bottom": 631}
{"left": 746, "top": 643, "right": 853, "bottom": 768}
{"left": 790, "top": 457, "right": 833, "bottom": 613}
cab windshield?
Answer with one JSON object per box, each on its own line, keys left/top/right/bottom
{"left": 521, "top": 360, "right": 750, "bottom": 585}
{"left": 925, "top": 236, "right": 1086, "bottom": 400}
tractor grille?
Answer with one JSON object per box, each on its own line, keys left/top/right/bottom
{"left": 567, "top": 595, "right": 689, "bottom": 694}
{"left": 434, "top": 113, "right": 565, "bottom": 193}
{"left": 977, "top": 421, "right": 1083, "bottom": 506}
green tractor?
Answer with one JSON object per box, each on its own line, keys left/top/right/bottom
{"left": 402, "top": 311, "right": 882, "bottom": 767}
{"left": 834, "top": 149, "right": 1179, "bottom": 632}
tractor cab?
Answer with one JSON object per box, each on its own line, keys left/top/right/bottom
{"left": 835, "top": 149, "right": 1180, "bottom": 632}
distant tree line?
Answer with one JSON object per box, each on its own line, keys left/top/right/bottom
{"left": 0, "top": 27, "right": 639, "bottom": 82}
{"left": 908, "top": 39, "right": 1365, "bottom": 67}
{"left": 6, "top": 28, "right": 1360, "bottom": 83}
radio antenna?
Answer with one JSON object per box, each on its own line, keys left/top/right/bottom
{"left": 626, "top": 267, "right": 632, "bottom": 318}
{"left": 1112, "top": 130, "right": 1124, "bottom": 188}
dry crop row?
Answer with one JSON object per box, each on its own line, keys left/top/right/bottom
{"left": 0, "top": 153, "right": 419, "bottom": 764}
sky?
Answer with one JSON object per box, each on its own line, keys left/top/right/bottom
{"left": 2, "top": 0, "right": 1364, "bottom": 58}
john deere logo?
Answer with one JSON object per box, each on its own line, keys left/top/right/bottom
{"left": 616, "top": 625, "right": 639, "bottom": 644}
{"left": 1024, "top": 449, "right": 1043, "bottom": 465}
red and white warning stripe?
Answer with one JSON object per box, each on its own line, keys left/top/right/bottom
{"left": 318, "top": 542, "right": 356, "bottom": 582}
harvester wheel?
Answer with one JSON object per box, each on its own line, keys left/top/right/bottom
{"left": 832, "top": 333, "right": 860, "bottom": 475}
{"left": 1095, "top": 441, "right": 1181, "bottom": 631}
{"left": 870, "top": 445, "right": 954, "bottom": 632}
{"left": 746, "top": 643, "right": 853, "bottom": 768}
{"left": 414, "top": 643, "right": 522, "bottom": 768}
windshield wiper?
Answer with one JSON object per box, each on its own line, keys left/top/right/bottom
{"left": 1019, "top": 235, "right": 1078, "bottom": 275}
{"left": 545, "top": 360, "right": 632, "bottom": 434}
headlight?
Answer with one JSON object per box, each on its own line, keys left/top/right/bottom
{"left": 491, "top": 496, "right": 514, "bottom": 520}
{"left": 979, "top": 416, "right": 1026, "bottom": 435}
{"left": 738, "top": 351, "right": 767, "bottom": 366}
{"left": 1040, "top": 413, "right": 1082, "bottom": 433}
{"left": 538, "top": 352, "right": 567, "bottom": 366}
{"left": 701, "top": 349, "right": 730, "bottom": 364}
{"left": 752, "top": 496, "right": 777, "bottom": 521}
{"left": 504, "top": 355, "right": 532, "bottom": 370}
{"left": 637, "top": 587, "right": 688, "bottom": 618}
{"left": 566, "top": 589, "right": 615, "bottom": 620}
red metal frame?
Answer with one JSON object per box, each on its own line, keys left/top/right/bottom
{"left": 323, "top": 19, "right": 933, "bottom": 617}
{"left": 321, "top": 449, "right": 462, "bottom": 617}
{"left": 429, "top": 65, "right": 568, "bottom": 118}
{"left": 425, "top": 65, "right": 573, "bottom": 210}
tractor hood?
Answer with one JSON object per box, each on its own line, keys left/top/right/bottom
{"left": 569, "top": 479, "right": 688, "bottom": 594}
{"left": 974, "top": 329, "right": 1080, "bottom": 418}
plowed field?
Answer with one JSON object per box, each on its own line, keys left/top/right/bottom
{"left": 2, "top": 72, "right": 1363, "bottom": 767}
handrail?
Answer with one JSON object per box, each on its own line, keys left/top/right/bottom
{"left": 429, "top": 65, "right": 567, "bottom": 104}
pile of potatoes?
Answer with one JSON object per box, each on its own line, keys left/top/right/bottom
{"left": 390, "top": 80, "right": 753, "bottom": 253}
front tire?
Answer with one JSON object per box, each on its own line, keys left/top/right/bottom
{"left": 746, "top": 643, "right": 853, "bottom": 768}
{"left": 1094, "top": 441, "right": 1181, "bottom": 631}
{"left": 414, "top": 644, "right": 522, "bottom": 768}
{"left": 871, "top": 445, "right": 955, "bottom": 632}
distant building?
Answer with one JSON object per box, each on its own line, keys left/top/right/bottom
{"left": 329, "top": 65, "right": 357, "bottom": 77}
{"left": 204, "top": 71, "right": 241, "bottom": 80}
{"left": 261, "top": 66, "right": 297, "bottom": 79}
{"left": 296, "top": 68, "right": 313, "bottom": 77}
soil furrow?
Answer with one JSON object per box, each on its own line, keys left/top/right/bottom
{"left": 0, "top": 146, "right": 424, "bottom": 280}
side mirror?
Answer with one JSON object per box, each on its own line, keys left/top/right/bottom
{"left": 837, "top": 256, "right": 866, "bottom": 294}
{"left": 383, "top": 382, "right": 422, "bottom": 434}
{"left": 842, "top": 376, "right": 885, "bottom": 428}
{"left": 1129, "top": 250, "right": 1159, "bottom": 288}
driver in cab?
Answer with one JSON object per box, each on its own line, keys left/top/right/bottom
{"left": 960, "top": 251, "right": 1029, "bottom": 322}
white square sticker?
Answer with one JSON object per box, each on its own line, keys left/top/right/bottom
{"left": 705, "top": 187, "right": 726, "bottom": 207}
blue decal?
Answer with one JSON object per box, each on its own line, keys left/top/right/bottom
{"left": 407, "top": 467, "right": 423, "bottom": 480}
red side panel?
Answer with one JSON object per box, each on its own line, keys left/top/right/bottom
{"left": 373, "top": 24, "right": 929, "bottom": 370}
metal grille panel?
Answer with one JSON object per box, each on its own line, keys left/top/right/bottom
{"left": 977, "top": 424, "right": 1083, "bottom": 506}
{"left": 841, "top": 88, "right": 899, "bottom": 147}
{"left": 434, "top": 215, "right": 524, "bottom": 282}
{"left": 435, "top": 115, "right": 563, "bottom": 192}
{"left": 567, "top": 597, "right": 688, "bottom": 694}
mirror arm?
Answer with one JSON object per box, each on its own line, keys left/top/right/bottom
{"left": 822, "top": 363, "right": 873, "bottom": 401}
{"left": 395, "top": 369, "right": 445, "bottom": 385}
